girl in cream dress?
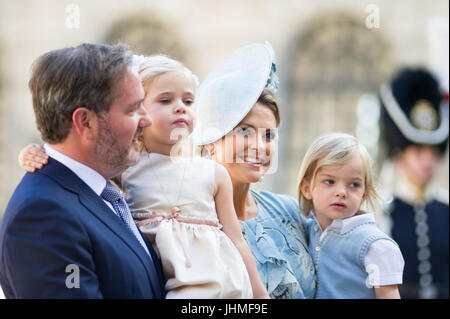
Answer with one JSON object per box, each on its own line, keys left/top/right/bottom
{"left": 121, "top": 54, "right": 268, "bottom": 299}
{"left": 123, "top": 150, "right": 252, "bottom": 298}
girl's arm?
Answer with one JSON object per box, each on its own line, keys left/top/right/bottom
{"left": 375, "top": 285, "right": 401, "bottom": 299}
{"left": 213, "top": 162, "right": 269, "bottom": 299}
{"left": 18, "top": 143, "right": 48, "bottom": 172}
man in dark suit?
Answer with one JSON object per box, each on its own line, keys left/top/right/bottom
{"left": 0, "top": 43, "right": 165, "bottom": 298}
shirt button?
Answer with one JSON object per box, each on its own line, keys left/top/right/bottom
{"left": 314, "top": 226, "right": 319, "bottom": 232}
{"left": 315, "top": 246, "right": 321, "bottom": 252}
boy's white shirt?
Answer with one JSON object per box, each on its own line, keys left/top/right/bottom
{"left": 309, "top": 212, "right": 404, "bottom": 287}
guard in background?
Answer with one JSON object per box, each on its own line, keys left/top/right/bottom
{"left": 378, "top": 67, "right": 449, "bottom": 299}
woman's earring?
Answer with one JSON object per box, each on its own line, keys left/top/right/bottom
{"left": 258, "top": 176, "right": 264, "bottom": 183}
{"left": 201, "top": 145, "right": 215, "bottom": 158}
{"left": 207, "top": 144, "right": 215, "bottom": 156}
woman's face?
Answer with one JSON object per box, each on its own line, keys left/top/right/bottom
{"left": 212, "top": 102, "right": 278, "bottom": 184}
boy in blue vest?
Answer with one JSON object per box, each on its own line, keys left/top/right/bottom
{"left": 298, "top": 132, "right": 404, "bottom": 298}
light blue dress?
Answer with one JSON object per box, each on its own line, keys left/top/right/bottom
{"left": 240, "top": 190, "right": 317, "bottom": 299}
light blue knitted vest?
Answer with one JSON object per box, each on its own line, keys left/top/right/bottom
{"left": 307, "top": 218, "right": 397, "bottom": 299}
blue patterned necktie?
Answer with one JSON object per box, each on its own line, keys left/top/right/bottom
{"left": 101, "top": 181, "right": 150, "bottom": 256}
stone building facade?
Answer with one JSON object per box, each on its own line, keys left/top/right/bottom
{"left": 0, "top": 0, "right": 448, "bottom": 215}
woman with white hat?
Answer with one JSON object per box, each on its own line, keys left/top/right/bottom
{"left": 193, "top": 42, "right": 316, "bottom": 299}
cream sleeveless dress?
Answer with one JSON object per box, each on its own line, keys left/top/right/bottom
{"left": 121, "top": 150, "right": 252, "bottom": 299}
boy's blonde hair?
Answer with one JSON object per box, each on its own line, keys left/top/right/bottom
{"left": 297, "top": 132, "right": 382, "bottom": 216}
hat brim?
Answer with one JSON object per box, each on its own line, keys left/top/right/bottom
{"left": 192, "top": 43, "right": 274, "bottom": 145}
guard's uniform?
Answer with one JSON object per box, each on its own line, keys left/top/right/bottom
{"left": 381, "top": 183, "right": 448, "bottom": 299}
{"left": 378, "top": 68, "right": 449, "bottom": 299}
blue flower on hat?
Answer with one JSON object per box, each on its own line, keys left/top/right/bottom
{"left": 265, "top": 62, "right": 279, "bottom": 92}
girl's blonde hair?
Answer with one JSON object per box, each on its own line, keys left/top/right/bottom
{"left": 297, "top": 132, "right": 382, "bottom": 216}
{"left": 134, "top": 54, "right": 199, "bottom": 89}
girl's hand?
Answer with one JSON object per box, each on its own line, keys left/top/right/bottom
{"left": 18, "top": 143, "right": 48, "bottom": 172}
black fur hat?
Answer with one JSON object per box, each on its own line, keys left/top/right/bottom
{"left": 379, "top": 67, "right": 449, "bottom": 158}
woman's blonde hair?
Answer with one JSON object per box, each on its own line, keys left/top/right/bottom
{"left": 257, "top": 88, "right": 281, "bottom": 127}
{"left": 297, "top": 132, "right": 382, "bottom": 216}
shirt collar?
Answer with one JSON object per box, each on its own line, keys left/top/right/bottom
{"left": 44, "top": 144, "right": 107, "bottom": 196}
{"left": 309, "top": 211, "right": 375, "bottom": 234}
{"left": 393, "top": 170, "right": 436, "bottom": 204}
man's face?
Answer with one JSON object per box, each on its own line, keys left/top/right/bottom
{"left": 395, "top": 145, "right": 442, "bottom": 187}
{"left": 94, "top": 70, "right": 152, "bottom": 177}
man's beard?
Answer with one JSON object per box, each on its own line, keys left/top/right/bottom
{"left": 95, "top": 119, "right": 140, "bottom": 174}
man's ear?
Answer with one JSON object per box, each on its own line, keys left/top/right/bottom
{"left": 72, "top": 107, "right": 98, "bottom": 141}
{"left": 300, "top": 180, "right": 313, "bottom": 200}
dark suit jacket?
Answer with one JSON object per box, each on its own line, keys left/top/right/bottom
{"left": 0, "top": 157, "right": 165, "bottom": 298}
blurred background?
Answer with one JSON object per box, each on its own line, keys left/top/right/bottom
{"left": 0, "top": 0, "right": 448, "bottom": 215}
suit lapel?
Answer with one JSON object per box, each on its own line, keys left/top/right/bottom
{"left": 38, "top": 158, "right": 160, "bottom": 296}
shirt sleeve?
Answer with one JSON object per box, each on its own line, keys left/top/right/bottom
{"left": 364, "top": 239, "right": 405, "bottom": 287}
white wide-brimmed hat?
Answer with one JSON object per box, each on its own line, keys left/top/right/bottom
{"left": 192, "top": 41, "right": 278, "bottom": 145}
